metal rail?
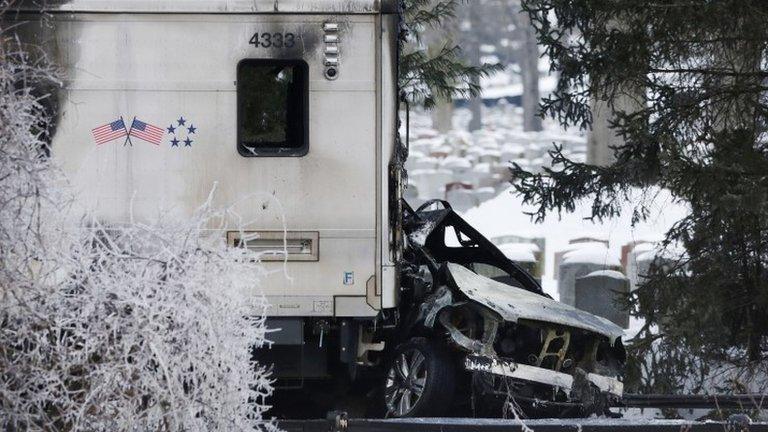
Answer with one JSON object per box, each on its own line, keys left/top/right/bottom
{"left": 279, "top": 417, "right": 768, "bottom": 432}
{"left": 278, "top": 394, "right": 768, "bottom": 432}
{"left": 619, "top": 393, "right": 768, "bottom": 409}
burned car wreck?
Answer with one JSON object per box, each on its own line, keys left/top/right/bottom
{"left": 382, "top": 200, "right": 626, "bottom": 418}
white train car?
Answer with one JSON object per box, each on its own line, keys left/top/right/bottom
{"left": 12, "top": 0, "right": 400, "bottom": 315}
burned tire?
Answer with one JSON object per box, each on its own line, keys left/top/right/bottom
{"left": 383, "top": 337, "right": 455, "bottom": 418}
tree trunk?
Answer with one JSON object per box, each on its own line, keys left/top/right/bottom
{"left": 427, "top": 10, "right": 457, "bottom": 134}
{"left": 516, "top": 3, "right": 542, "bottom": 132}
{"left": 432, "top": 101, "right": 453, "bottom": 133}
{"left": 468, "top": 86, "right": 483, "bottom": 131}
{"left": 586, "top": 19, "right": 645, "bottom": 166}
{"left": 467, "top": 3, "right": 483, "bottom": 132}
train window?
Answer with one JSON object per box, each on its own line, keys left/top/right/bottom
{"left": 237, "top": 59, "right": 308, "bottom": 157}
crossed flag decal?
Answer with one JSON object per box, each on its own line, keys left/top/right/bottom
{"left": 91, "top": 116, "right": 196, "bottom": 147}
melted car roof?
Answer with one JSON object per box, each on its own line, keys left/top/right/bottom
{"left": 446, "top": 263, "right": 625, "bottom": 342}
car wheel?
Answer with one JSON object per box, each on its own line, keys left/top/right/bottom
{"left": 383, "top": 337, "right": 455, "bottom": 418}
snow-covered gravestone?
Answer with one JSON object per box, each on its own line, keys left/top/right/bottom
{"left": 498, "top": 242, "right": 539, "bottom": 280}
{"left": 474, "top": 162, "right": 498, "bottom": 188}
{"left": 477, "top": 148, "right": 501, "bottom": 164}
{"left": 473, "top": 186, "right": 496, "bottom": 204}
{"left": 557, "top": 242, "right": 621, "bottom": 306}
{"left": 409, "top": 139, "right": 436, "bottom": 156}
{"left": 626, "top": 242, "right": 656, "bottom": 291}
{"left": 490, "top": 161, "right": 510, "bottom": 182}
{"left": 525, "top": 142, "right": 544, "bottom": 161}
{"left": 627, "top": 243, "right": 682, "bottom": 293}
{"left": 500, "top": 144, "right": 525, "bottom": 162}
{"left": 408, "top": 168, "right": 452, "bottom": 200}
{"left": 442, "top": 156, "right": 475, "bottom": 186}
{"left": 575, "top": 270, "right": 630, "bottom": 328}
{"left": 445, "top": 187, "right": 479, "bottom": 212}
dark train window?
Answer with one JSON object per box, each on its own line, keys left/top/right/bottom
{"left": 237, "top": 59, "right": 308, "bottom": 157}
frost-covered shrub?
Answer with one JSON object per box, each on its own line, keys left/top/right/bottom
{"left": 0, "top": 25, "right": 275, "bottom": 432}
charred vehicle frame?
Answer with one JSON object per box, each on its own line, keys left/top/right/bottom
{"left": 375, "top": 200, "right": 626, "bottom": 418}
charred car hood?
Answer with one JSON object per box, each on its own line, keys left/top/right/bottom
{"left": 446, "top": 263, "right": 624, "bottom": 343}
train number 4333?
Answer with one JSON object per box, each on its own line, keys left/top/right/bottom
{"left": 249, "top": 32, "right": 296, "bottom": 49}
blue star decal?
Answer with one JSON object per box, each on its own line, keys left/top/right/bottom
{"left": 177, "top": 117, "right": 186, "bottom": 126}
{"left": 167, "top": 124, "right": 176, "bottom": 134}
{"left": 183, "top": 137, "right": 193, "bottom": 147}
{"left": 187, "top": 124, "right": 197, "bottom": 134}
{"left": 170, "top": 137, "right": 179, "bottom": 147}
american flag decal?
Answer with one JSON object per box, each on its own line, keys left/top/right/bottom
{"left": 91, "top": 118, "right": 128, "bottom": 145}
{"left": 129, "top": 118, "right": 164, "bottom": 145}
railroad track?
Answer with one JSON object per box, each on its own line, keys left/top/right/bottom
{"left": 279, "top": 394, "right": 768, "bottom": 432}
{"left": 280, "top": 417, "right": 768, "bottom": 432}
